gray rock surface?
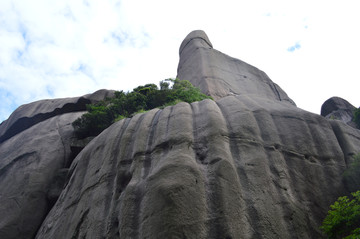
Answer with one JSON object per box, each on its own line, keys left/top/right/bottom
{"left": 0, "top": 90, "right": 114, "bottom": 239}
{"left": 0, "top": 89, "right": 115, "bottom": 144}
{"left": 35, "top": 31, "right": 360, "bottom": 238}
{"left": 36, "top": 97, "right": 360, "bottom": 239}
{"left": 321, "top": 96, "right": 357, "bottom": 128}
{"left": 0, "top": 112, "right": 83, "bottom": 239}
{"left": 177, "top": 30, "right": 296, "bottom": 105}
{"left": 2, "top": 30, "right": 360, "bottom": 239}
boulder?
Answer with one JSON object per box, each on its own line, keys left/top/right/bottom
{"left": 0, "top": 90, "right": 114, "bottom": 239}
{"left": 0, "top": 112, "right": 83, "bottom": 239}
{"left": 321, "top": 96, "right": 357, "bottom": 128}
{"left": 0, "top": 89, "right": 115, "bottom": 144}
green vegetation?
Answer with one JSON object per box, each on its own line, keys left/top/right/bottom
{"left": 354, "top": 107, "right": 360, "bottom": 129}
{"left": 320, "top": 154, "right": 360, "bottom": 238}
{"left": 320, "top": 191, "right": 360, "bottom": 239}
{"left": 72, "top": 79, "right": 212, "bottom": 138}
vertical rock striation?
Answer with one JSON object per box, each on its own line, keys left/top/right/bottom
{"left": 35, "top": 31, "right": 360, "bottom": 238}
{"left": 36, "top": 97, "right": 360, "bottom": 238}
{"left": 1, "top": 30, "right": 360, "bottom": 238}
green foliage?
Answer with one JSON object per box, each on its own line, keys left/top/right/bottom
{"left": 344, "top": 154, "right": 360, "bottom": 192}
{"left": 320, "top": 154, "right": 360, "bottom": 238}
{"left": 72, "top": 104, "right": 113, "bottom": 138}
{"left": 72, "top": 79, "right": 212, "bottom": 138}
{"left": 354, "top": 107, "right": 360, "bottom": 129}
{"left": 320, "top": 191, "right": 360, "bottom": 239}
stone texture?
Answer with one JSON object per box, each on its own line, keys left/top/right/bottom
{"left": 0, "top": 90, "right": 114, "bottom": 239}
{"left": 0, "top": 89, "right": 115, "bottom": 144}
{"left": 36, "top": 97, "right": 360, "bottom": 239}
{"left": 321, "top": 96, "right": 357, "bottom": 128}
{"left": 177, "top": 30, "right": 296, "bottom": 106}
{"left": 0, "top": 112, "right": 83, "bottom": 239}
{"left": 2, "top": 31, "right": 360, "bottom": 239}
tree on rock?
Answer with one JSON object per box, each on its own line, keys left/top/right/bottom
{"left": 320, "top": 191, "right": 360, "bottom": 238}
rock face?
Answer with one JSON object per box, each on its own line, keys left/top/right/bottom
{"left": 321, "top": 96, "right": 357, "bottom": 128}
{"left": 36, "top": 98, "right": 360, "bottom": 239}
{"left": 1, "top": 30, "right": 360, "bottom": 239}
{"left": 0, "top": 89, "right": 114, "bottom": 239}
{"left": 0, "top": 89, "right": 115, "bottom": 144}
{"left": 177, "top": 30, "right": 296, "bottom": 106}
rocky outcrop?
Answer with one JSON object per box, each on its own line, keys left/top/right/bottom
{"left": 36, "top": 97, "right": 360, "bottom": 239}
{"left": 0, "top": 89, "right": 115, "bottom": 144}
{"left": 35, "top": 31, "right": 360, "bottom": 238}
{"left": 321, "top": 96, "right": 357, "bottom": 128}
{"left": 0, "top": 89, "right": 114, "bottom": 239}
{"left": 177, "top": 30, "right": 296, "bottom": 106}
{"left": 1, "top": 30, "right": 360, "bottom": 239}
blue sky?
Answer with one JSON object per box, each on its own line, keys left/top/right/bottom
{"left": 1, "top": 0, "right": 359, "bottom": 122}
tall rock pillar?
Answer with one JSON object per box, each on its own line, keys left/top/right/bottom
{"left": 177, "top": 30, "right": 296, "bottom": 105}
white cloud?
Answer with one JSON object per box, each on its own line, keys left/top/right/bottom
{"left": 0, "top": 0, "right": 360, "bottom": 122}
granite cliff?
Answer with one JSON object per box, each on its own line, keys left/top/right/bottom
{"left": 1, "top": 30, "right": 359, "bottom": 239}
{"left": 0, "top": 89, "right": 115, "bottom": 239}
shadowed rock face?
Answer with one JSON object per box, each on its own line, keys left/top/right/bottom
{"left": 1, "top": 31, "right": 360, "bottom": 239}
{"left": 0, "top": 89, "right": 114, "bottom": 239}
{"left": 321, "top": 96, "right": 357, "bottom": 128}
{"left": 0, "top": 112, "right": 83, "bottom": 239}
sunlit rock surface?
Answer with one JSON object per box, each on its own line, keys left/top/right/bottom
{"left": 177, "top": 30, "right": 296, "bottom": 106}
{"left": 1, "top": 31, "right": 360, "bottom": 239}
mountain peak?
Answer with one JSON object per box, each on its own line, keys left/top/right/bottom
{"left": 177, "top": 31, "right": 296, "bottom": 105}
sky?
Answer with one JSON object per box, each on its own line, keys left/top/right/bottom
{"left": 1, "top": 0, "right": 359, "bottom": 123}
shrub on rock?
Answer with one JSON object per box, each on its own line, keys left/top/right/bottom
{"left": 72, "top": 79, "right": 212, "bottom": 138}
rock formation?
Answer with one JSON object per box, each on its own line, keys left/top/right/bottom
{"left": 1, "top": 30, "right": 360, "bottom": 239}
{"left": 0, "top": 90, "right": 114, "bottom": 239}
{"left": 321, "top": 96, "right": 358, "bottom": 129}
{"left": 177, "top": 30, "right": 296, "bottom": 106}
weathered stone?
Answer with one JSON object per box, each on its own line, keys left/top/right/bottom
{"left": 36, "top": 97, "right": 360, "bottom": 239}
{"left": 70, "top": 137, "right": 96, "bottom": 159}
{"left": 47, "top": 168, "right": 70, "bottom": 206}
{"left": 177, "top": 30, "right": 296, "bottom": 106}
{"left": 0, "top": 89, "right": 115, "bottom": 144}
{"left": 0, "top": 112, "right": 83, "bottom": 239}
{"left": 2, "top": 30, "right": 360, "bottom": 239}
{"left": 0, "top": 90, "right": 114, "bottom": 239}
{"left": 321, "top": 96, "right": 357, "bottom": 128}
